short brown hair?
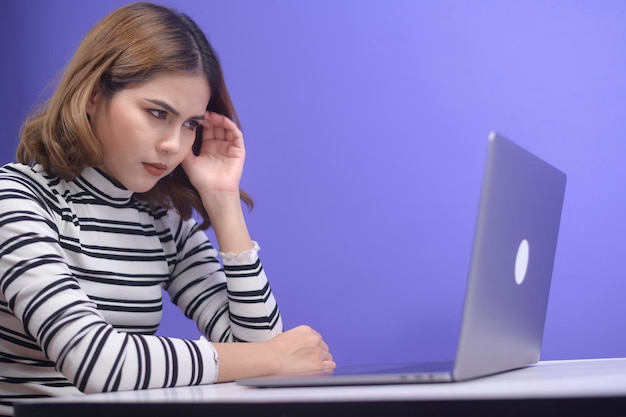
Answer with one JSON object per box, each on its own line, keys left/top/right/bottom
{"left": 17, "top": 2, "right": 252, "bottom": 229}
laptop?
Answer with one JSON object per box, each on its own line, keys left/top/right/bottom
{"left": 237, "top": 131, "right": 567, "bottom": 387}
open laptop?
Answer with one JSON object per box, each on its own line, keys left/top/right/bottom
{"left": 237, "top": 131, "right": 567, "bottom": 387}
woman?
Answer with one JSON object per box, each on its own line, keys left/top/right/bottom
{"left": 0, "top": 2, "right": 334, "bottom": 415}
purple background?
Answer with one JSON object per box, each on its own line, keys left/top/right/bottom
{"left": 1, "top": 1, "right": 625, "bottom": 366}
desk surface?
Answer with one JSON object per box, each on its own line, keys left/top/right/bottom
{"left": 14, "top": 358, "right": 626, "bottom": 417}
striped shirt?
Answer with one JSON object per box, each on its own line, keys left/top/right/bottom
{"left": 0, "top": 163, "right": 282, "bottom": 416}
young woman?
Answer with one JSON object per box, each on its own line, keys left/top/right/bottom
{"left": 0, "top": 2, "right": 334, "bottom": 415}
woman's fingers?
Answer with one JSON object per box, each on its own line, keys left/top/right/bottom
{"left": 202, "top": 112, "right": 241, "bottom": 142}
{"left": 267, "top": 325, "right": 336, "bottom": 374}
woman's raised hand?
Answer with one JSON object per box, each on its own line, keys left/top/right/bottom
{"left": 182, "top": 111, "right": 245, "bottom": 200}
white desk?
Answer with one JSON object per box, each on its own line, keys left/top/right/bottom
{"left": 14, "top": 358, "right": 626, "bottom": 417}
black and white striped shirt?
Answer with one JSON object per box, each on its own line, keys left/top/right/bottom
{"left": 0, "top": 163, "right": 282, "bottom": 416}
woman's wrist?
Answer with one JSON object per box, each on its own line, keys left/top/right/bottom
{"left": 213, "top": 341, "right": 279, "bottom": 383}
{"left": 202, "top": 194, "right": 254, "bottom": 254}
{"left": 200, "top": 187, "right": 245, "bottom": 218}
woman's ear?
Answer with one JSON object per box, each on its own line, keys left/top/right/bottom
{"left": 85, "top": 86, "right": 101, "bottom": 118}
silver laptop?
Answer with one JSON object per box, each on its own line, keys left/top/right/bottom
{"left": 237, "top": 131, "right": 567, "bottom": 387}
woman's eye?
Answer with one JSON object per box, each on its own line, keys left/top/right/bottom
{"left": 149, "top": 109, "right": 167, "bottom": 120}
{"left": 184, "top": 120, "right": 200, "bottom": 131}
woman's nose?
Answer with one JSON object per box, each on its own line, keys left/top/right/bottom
{"left": 156, "top": 130, "right": 181, "bottom": 154}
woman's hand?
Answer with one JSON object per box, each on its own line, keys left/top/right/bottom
{"left": 213, "top": 325, "right": 336, "bottom": 382}
{"left": 265, "top": 325, "right": 336, "bottom": 375}
{"left": 181, "top": 111, "right": 253, "bottom": 254}
{"left": 182, "top": 111, "right": 245, "bottom": 200}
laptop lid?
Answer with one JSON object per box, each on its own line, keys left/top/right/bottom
{"left": 237, "top": 131, "right": 567, "bottom": 387}
{"left": 453, "top": 131, "right": 566, "bottom": 381}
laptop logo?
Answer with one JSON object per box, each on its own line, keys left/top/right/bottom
{"left": 515, "top": 239, "right": 530, "bottom": 285}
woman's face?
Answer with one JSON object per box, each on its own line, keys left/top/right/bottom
{"left": 87, "top": 72, "right": 210, "bottom": 192}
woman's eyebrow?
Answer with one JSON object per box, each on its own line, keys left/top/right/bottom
{"left": 145, "top": 98, "right": 205, "bottom": 120}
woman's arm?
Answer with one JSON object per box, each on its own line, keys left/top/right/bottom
{"left": 164, "top": 214, "right": 281, "bottom": 342}
{"left": 213, "top": 325, "right": 334, "bottom": 382}
{"left": 180, "top": 112, "right": 336, "bottom": 379}
{"left": 0, "top": 172, "right": 221, "bottom": 393}
{"left": 181, "top": 111, "right": 255, "bottom": 255}
{"left": 167, "top": 232, "right": 335, "bottom": 381}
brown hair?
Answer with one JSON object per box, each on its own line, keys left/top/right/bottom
{"left": 17, "top": 2, "right": 252, "bottom": 229}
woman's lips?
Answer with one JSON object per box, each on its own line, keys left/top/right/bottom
{"left": 142, "top": 162, "right": 168, "bottom": 177}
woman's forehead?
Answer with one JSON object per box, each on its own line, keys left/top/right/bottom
{"left": 124, "top": 72, "right": 210, "bottom": 113}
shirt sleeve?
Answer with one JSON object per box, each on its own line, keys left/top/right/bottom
{"left": 0, "top": 175, "right": 219, "bottom": 393}
{"left": 163, "top": 213, "right": 283, "bottom": 344}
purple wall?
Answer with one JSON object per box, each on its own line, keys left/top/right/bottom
{"left": 0, "top": 1, "right": 21, "bottom": 161}
{"left": 2, "top": 1, "right": 625, "bottom": 366}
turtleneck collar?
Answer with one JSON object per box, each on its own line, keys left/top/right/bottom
{"left": 77, "top": 166, "right": 136, "bottom": 204}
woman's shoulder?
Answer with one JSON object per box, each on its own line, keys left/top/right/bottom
{"left": 0, "top": 162, "right": 57, "bottom": 192}
{"left": 0, "top": 163, "right": 66, "bottom": 222}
